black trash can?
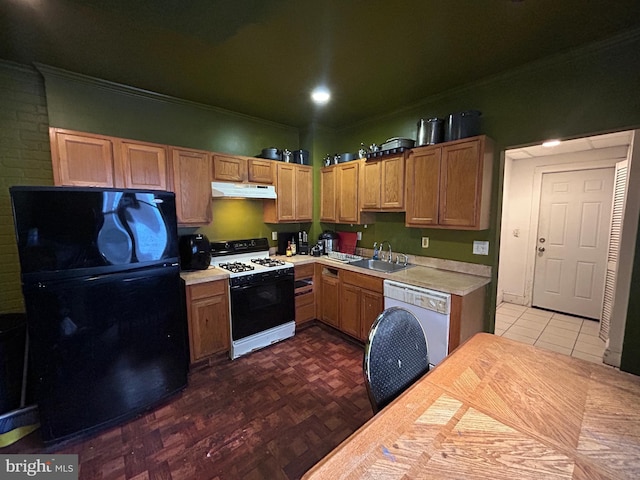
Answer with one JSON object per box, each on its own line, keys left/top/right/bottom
{"left": 0, "top": 313, "right": 28, "bottom": 414}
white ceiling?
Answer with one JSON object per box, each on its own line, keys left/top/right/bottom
{"left": 507, "top": 130, "right": 634, "bottom": 159}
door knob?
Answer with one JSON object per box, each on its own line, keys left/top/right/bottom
{"left": 538, "top": 247, "right": 545, "bottom": 253}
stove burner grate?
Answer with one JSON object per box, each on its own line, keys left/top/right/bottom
{"left": 218, "top": 262, "right": 255, "bottom": 273}
{"left": 251, "top": 258, "right": 286, "bottom": 268}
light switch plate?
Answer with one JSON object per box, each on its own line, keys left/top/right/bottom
{"left": 473, "top": 241, "right": 489, "bottom": 255}
{"left": 421, "top": 237, "right": 429, "bottom": 248}
{"left": 272, "top": 232, "right": 278, "bottom": 241}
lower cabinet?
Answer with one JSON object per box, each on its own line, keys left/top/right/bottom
{"left": 185, "top": 279, "right": 230, "bottom": 363}
{"left": 317, "top": 265, "right": 384, "bottom": 342}
{"left": 340, "top": 270, "right": 384, "bottom": 341}
{"left": 294, "top": 263, "right": 316, "bottom": 325}
{"left": 318, "top": 265, "right": 340, "bottom": 329}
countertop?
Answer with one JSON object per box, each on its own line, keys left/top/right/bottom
{"left": 302, "top": 333, "right": 640, "bottom": 479}
{"left": 181, "top": 254, "right": 490, "bottom": 296}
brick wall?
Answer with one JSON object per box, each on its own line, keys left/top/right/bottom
{"left": 0, "top": 62, "right": 52, "bottom": 314}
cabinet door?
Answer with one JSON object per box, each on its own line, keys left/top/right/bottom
{"left": 247, "top": 158, "right": 274, "bottom": 184}
{"left": 361, "top": 160, "right": 381, "bottom": 209}
{"left": 337, "top": 162, "right": 360, "bottom": 223}
{"left": 276, "top": 163, "right": 296, "bottom": 221}
{"left": 439, "top": 139, "right": 481, "bottom": 227}
{"left": 295, "top": 165, "right": 313, "bottom": 221}
{"left": 188, "top": 281, "right": 230, "bottom": 362}
{"left": 360, "top": 289, "right": 383, "bottom": 340}
{"left": 213, "top": 154, "right": 247, "bottom": 182}
{"left": 320, "top": 167, "right": 337, "bottom": 222}
{"left": 380, "top": 155, "right": 405, "bottom": 210}
{"left": 341, "top": 283, "right": 361, "bottom": 338}
{"left": 170, "top": 148, "right": 212, "bottom": 225}
{"left": 50, "top": 129, "right": 116, "bottom": 187}
{"left": 121, "top": 141, "right": 168, "bottom": 190}
{"left": 320, "top": 274, "right": 340, "bottom": 328}
{"left": 405, "top": 146, "right": 440, "bottom": 227}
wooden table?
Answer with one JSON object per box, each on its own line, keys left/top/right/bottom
{"left": 302, "top": 333, "right": 640, "bottom": 479}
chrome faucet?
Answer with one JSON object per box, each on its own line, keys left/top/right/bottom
{"left": 379, "top": 240, "right": 392, "bottom": 263}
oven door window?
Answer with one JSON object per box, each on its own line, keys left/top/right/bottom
{"left": 230, "top": 275, "right": 294, "bottom": 340}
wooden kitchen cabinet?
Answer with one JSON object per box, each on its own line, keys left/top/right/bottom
{"left": 318, "top": 265, "right": 340, "bottom": 328}
{"left": 212, "top": 154, "right": 274, "bottom": 184}
{"left": 50, "top": 128, "right": 169, "bottom": 190}
{"left": 405, "top": 135, "right": 494, "bottom": 230}
{"left": 340, "top": 270, "right": 383, "bottom": 341}
{"left": 185, "top": 279, "right": 230, "bottom": 363}
{"left": 212, "top": 153, "right": 246, "bottom": 182}
{"left": 337, "top": 162, "right": 359, "bottom": 223}
{"left": 320, "top": 167, "right": 338, "bottom": 222}
{"left": 50, "top": 128, "right": 118, "bottom": 187}
{"left": 120, "top": 140, "right": 168, "bottom": 190}
{"left": 170, "top": 147, "right": 212, "bottom": 225}
{"left": 333, "top": 162, "right": 374, "bottom": 225}
{"left": 247, "top": 158, "right": 275, "bottom": 184}
{"left": 294, "top": 263, "right": 316, "bottom": 325}
{"left": 361, "top": 155, "right": 405, "bottom": 211}
{"left": 263, "top": 163, "right": 312, "bottom": 223}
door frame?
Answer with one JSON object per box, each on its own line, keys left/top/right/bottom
{"left": 523, "top": 158, "right": 621, "bottom": 309}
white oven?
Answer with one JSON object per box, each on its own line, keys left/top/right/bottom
{"left": 383, "top": 280, "right": 451, "bottom": 369}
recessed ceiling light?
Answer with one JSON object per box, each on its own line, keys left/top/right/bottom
{"left": 311, "top": 87, "right": 330, "bottom": 105}
{"left": 542, "top": 140, "right": 561, "bottom": 148}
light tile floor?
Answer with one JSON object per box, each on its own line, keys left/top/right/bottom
{"left": 495, "top": 303, "right": 607, "bottom": 364}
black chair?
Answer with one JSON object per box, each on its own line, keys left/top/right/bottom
{"left": 363, "top": 307, "right": 430, "bottom": 413}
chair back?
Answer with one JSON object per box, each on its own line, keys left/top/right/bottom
{"left": 363, "top": 307, "right": 429, "bottom": 412}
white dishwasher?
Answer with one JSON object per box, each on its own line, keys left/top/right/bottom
{"left": 383, "top": 279, "right": 451, "bottom": 368}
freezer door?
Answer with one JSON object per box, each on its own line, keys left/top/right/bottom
{"left": 10, "top": 187, "right": 179, "bottom": 280}
{"left": 22, "top": 265, "right": 188, "bottom": 443}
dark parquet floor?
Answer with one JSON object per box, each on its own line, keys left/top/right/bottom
{"left": 5, "top": 323, "right": 373, "bottom": 479}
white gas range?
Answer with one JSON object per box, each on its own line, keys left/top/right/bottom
{"left": 209, "top": 238, "right": 295, "bottom": 359}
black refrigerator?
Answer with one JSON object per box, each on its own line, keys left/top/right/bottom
{"left": 9, "top": 186, "right": 189, "bottom": 443}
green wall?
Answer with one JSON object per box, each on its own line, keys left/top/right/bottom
{"left": 0, "top": 62, "right": 52, "bottom": 313}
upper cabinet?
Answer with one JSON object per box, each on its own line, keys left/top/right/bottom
{"left": 247, "top": 158, "right": 274, "bottom": 184}
{"left": 120, "top": 140, "right": 168, "bottom": 191}
{"left": 320, "top": 162, "right": 374, "bottom": 225}
{"left": 50, "top": 128, "right": 118, "bottom": 188}
{"left": 263, "top": 163, "right": 312, "bottom": 223}
{"left": 361, "top": 155, "right": 405, "bottom": 211}
{"left": 320, "top": 167, "right": 337, "bottom": 222}
{"left": 405, "top": 135, "right": 494, "bottom": 230}
{"left": 212, "top": 154, "right": 273, "bottom": 184}
{"left": 50, "top": 128, "right": 168, "bottom": 190}
{"left": 170, "top": 147, "right": 212, "bottom": 225}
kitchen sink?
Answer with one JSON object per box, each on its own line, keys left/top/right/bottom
{"left": 349, "top": 258, "right": 414, "bottom": 273}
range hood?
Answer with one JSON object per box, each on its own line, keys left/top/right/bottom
{"left": 211, "top": 181, "right": 277, "bottom": 199}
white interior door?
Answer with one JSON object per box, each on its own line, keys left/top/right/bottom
{"left": 533, "top": 168, "right": 614, "bottom": 319}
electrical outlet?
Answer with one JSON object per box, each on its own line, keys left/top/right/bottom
{"left": 421, "top": 237, "right": 429, "bottom": 248}
{"left": 473, "top": 241, "right": 489, "bottom": 255}
{"left": 272, "top": 232, "right": 278, "bottom": 241}
{"left": 357, "top": 231, "right": 362, "bottom": 240}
